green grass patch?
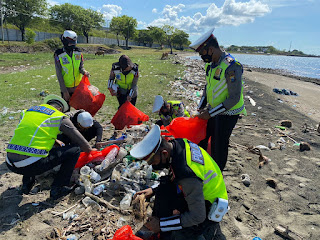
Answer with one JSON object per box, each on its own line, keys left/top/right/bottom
{"left": 0, "top": 48, "right": 188, "bottom": 141}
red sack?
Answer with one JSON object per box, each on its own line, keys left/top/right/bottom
{"left": 69, "top": 75, "right": 105, "bottom": 116}
{"left": 111, "top": 101, "right": 149, "bottom": 130}
{"left": 162, "top": 117, "right": 208, "bottom": 144}
{"left": 74, "top": 145, "right": 120, "bottom": 169}
{"left": 108, "top": 225, "right": 142, "bottom": 240}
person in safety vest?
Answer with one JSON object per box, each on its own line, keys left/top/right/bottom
{"left": 131, "top": 125, "right": 228, "bottom": 240}
{"left": 57, "top": 110, "right": 103, "bottom": 149}
{"left": 5, "top": 95, "right": 95, "bottom": 200}
{"left": 108, "top": 55, "right": 139, "bottom": 108}
{"left": 54, "top": 30, "right": 90, "bottom": 106}
{"left": 190, "top": 28, "right": 246, "bottom": 171}
{"left": 152, "top": 95, "right": 190, "bottom": 127}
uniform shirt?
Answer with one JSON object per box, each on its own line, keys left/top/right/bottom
{"left": 199, "top": 51, "right": 243, "bottom": 111}
{"left": 108, "top": 63, "right": 139, "bottom": 97}
{"left": 54, "top": 47, "right": 87, "bottom": 95}
{"left": 153, "top": 139, "right": 207, "bottom": 228}
{"left": 7, "top": 117, "right": 92, "bottom": 162}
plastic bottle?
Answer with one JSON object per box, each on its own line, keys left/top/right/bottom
{"left": 120, "top": 193, "right": 133, "bottom": 210}
{"left": 99, "top": 147, "right": 119, "bottom": 171}
{"left": 92, "top": 184, "right": 106, "bottom": 195}
{"left": 90, "top": 169, "right": 101, "bottom": 183}
{"left": 252, "top": 238, "right": 262, "bottom": 240}
{"left": 83, "top": 177, "right": 93, "bottom": 193}
{"left": 116, "top": 147, "right": 128, "bottom": 161}
{"left": 80, "top": 166, "right": 91, "bottom": 177}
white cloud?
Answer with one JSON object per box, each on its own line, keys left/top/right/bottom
{"left": 148, "top": 0, "right": 271, "bottom": 34}
{"left": 100, "top": 4, "right": 122, "bottom": 21}
{"left": 47, "top": 0, "right": 59, "bottom": 7}
{"left": 138, "top": 21, "right": 148, "bottom": 30}
{"left": 152, "top": 8, "right": 157, "bottom": 13}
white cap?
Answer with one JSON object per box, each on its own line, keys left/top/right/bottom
{"left": 77, "top": 111, "right": 93, "bottom": 128}
{"left": 189, "top": 27, "right": 215, "bottom": 52}
{"left": 62, "top": 30, "right": 77, "bottom": 44}
{"left": 152, "top": 95, "right": 164, "bottom": 113}
{"left": 43, "top": 94, "right": 69, "bottom": 113}
{"left": 130, "top": 125, "right": 162, "bottom": 160}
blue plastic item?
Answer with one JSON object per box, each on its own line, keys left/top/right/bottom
{"left": 252, "top": 237, "right": 262, "bottom": 240}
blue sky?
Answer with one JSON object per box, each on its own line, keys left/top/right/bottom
{"left": 49, "top": 0, "right": 320, "bottom": 55}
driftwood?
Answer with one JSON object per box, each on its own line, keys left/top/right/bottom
{"left": 85, "top": 192, "right": 132, "bottom": 215}
{"left": 274, "top": 225, "right": 304, "bottom": 240}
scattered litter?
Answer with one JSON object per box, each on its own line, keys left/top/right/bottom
{"left": 275, "top": 125, "right": 286, "bottom": 130}
{"left": 30, "top": 88, "right": 36, "bottom": 91}
{"left": 299, "top": 142, "right": 311, "bottom": 152}
{"left": 280, "top": 120, "right": 292, "bottom": 128}
{"left": 254, "top": 145, "right": 271, "bottom": 151}
{"left": 273, "top": 88, "right": 298, "bottom": 96}
{"left": 241, "top": 174, "right": 251, "bottom": 186}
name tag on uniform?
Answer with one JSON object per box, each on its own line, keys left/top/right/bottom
{"left": 214, "top": 68, "right": 222, "bottom": 80}
{"left": 189, "top": 141, "right": 204, "bottom": 165}
{"left": 27, "top": 106, "right": 55, "bottom": 115}
{"left": 62, "top": 57, "right": 69, "bottom": 65}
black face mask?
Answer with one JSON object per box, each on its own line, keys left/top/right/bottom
{"left": 122, "top": 70, "right": 130, "bottom": 75}
{"left": 152, "top": 153, "right": 170, "bottom": 170}
{"left": 65, "top": 45, "right": 76, "bottom": 52}
{"left": 201, "top": 54, "right": 212, "bottom": 63}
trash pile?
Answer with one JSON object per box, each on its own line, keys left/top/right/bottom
{"left": 49, "top": 124, "right": 167, "bottom": 240}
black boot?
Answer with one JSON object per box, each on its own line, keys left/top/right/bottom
{"left": 20, "top": 176, "right": 35, "bottom": 194}
{"left": 50, "top": 186, "right": 74, "bottom": 200}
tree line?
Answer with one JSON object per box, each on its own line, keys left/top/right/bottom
{"left": 1, "top": 0, "right": 190, "bottom": 49}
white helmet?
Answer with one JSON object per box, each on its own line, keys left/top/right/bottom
{"left": 77, "top": 111, "right": 93, "bottom": 128}
{"left": 152, "top": 95, "right": 164, "bottom": 113}
{"left": 62, "top": 30, "right": 77, "bottom": 45}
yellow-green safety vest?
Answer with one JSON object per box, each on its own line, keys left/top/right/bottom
{"left": 183, "top": 139, "right": 228, "bottom": 203}
{"left": 6, "top": 104, "right": 66, "bottom": 157}
{"left": 113, "top": 70, "right": 135, "bottom": 90}
{"left": 160, "top": 100, "right": 190, "bottom": 122}
{"left": 205, "top": 54, "right": 246, "bottom": 115}
{"left": 58, "top": 51, "right": 82, "bottom": 88}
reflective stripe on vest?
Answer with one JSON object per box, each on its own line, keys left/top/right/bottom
{"left": 183, "top": 139, "right": 228, "bottom": 203}
{"left": 113, "top": 70, "right": 135, "bottom": 90}
{"left": 6, "top": 104, "right": 66, "bottom": 157}
{"left": 205, "top": 54, "right": 246, "bottom": 115}
{"left": 58, "top": 51, "right": 82, "bottom": 88}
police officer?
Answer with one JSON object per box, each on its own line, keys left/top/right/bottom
{"left": 58, "top": 110, "right": 103, "bottom": 148}
{"left": 5, "top": 95, "right": 95, "bottom": 200}
{"left": 54, "top": 30, "right": 90, "bottom": 105}
{"left": 152, "top": 95, "right": 190, "bottom": 126}
{"left": 107, "top": 55, "right": 139, "bottom": 108}
{"left": 190, "top": 28, "right": 246, "bottom": 171}
{"left": 131, "top": 125, "right": 228, "bottom": 240}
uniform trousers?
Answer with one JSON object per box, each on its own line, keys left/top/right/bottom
{"left": 199, "top": 115, "right": 239, "bottom": 171}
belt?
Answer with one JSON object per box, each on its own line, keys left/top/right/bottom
{"left": 6, "top": 156, "right": 42, "bottom": 168}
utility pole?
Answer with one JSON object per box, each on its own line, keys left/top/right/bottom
{"left": 1, "top": 0, "right": 4, "bottom": 43}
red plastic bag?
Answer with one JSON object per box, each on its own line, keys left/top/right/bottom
{"left": 162, "top": 117, "right": 207, "bottom": 144}
{"left": 75, "top": 145, "right": 120, "bottom": 169}
{"left": 69, "top": 75, "right": 105, "bottom": 116}
{"left": 108, "top": 225, "right": 142, "bottom": 240}
{"left": 111, "top": 101, "right": 149, "bottom": 130}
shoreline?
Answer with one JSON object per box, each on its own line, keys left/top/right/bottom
{"left": 176, "top": 52, "right": 320, "bottom": 85}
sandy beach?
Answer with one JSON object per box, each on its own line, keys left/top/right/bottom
{"left": 0, "top": 55, "right": 319, "bottom": 240}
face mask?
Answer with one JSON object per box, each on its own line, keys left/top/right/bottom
{"left": 65, "top": 45, "right": 76, "bottom": 51}
{"left": 122, "top": 70, "right": 130, "bottom": 75}
{"left": 201, "top": 54, "right": 212, "bottom": 63}
{"left": 152, "top": 153, "right": 169, "bottom": 170}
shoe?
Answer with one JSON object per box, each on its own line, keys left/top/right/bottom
{"left": 50, "top": 186, "right": 74, "bottom": 200}
{"left": 20, "top": 176, "right": 35, "bottom": 194}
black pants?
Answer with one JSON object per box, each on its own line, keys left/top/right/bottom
{"left": 6, "top": 145, "right": 80, "bottom": 187}
{"left": 153, "top": 178, "right": 216, "bottom": 240}
{"left": 199, "top": 115, "right": 239, "bottom": 171}
{"left": 117, "top": 94, "right": 137, "bottom": 109}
